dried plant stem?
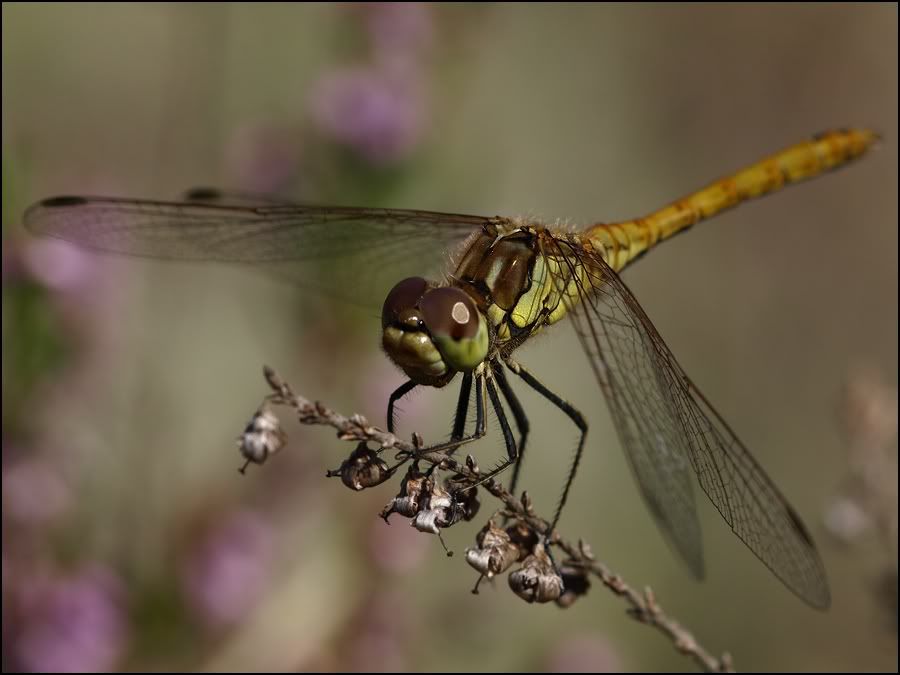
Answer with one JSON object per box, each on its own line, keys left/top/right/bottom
{"left": 254, "top": 366, "right": 733, "bottom": 673}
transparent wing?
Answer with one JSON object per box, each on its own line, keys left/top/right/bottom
{"left": 555, "top": 241, "right": 705, "bottom": 579}
{"left": 23, "top": 195, "right": 491, "bottom": 309}
{"left": 549, "top": 235, "right": 831, "bottom": 609}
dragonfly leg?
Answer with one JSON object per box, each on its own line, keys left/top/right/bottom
{"left": 492, "top": 363, "right": 530, "bottom": 496}
{"left": 504, "top": 357, "right": 587, "bottom": 536}
{"left": 453, "top": 366, "right": 519, "bottom": 493}
{"left": 390, "top": 373, "right": 472, "bottom": 442}
{"left": 450, "top": 372, "right": 474, "bottom": 442}
{"left": 387, "top": 379, "right": 418, "bottom": 434}
{"left": 411, "top": 372, "right": 487, "bottom": 458}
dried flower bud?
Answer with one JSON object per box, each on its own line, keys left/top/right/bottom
{"left": 465, "top": 519, "right": 520, "bottom": 577}
{"left": 555, "top": 561, "right": 591, "bottom": 608}
{"left": 454, "top": 486, "right": 480, "bottom": 522}
{"left": 411, "top": 481, "right": 448, "bottom": 533}
{"left": 412, "top": 507, "right": 444, "bottom": 534}
{"left": 505, "top": 520, "right": 539, "bottom": 559}
{"left": 465, "top": 454, "right": 480, "bottom": 474}
{"left": 349, "top": 413, "right": 369, "bottom": 428}
{"left": 334, "top": 444, "right": 392, "bottom": 491}
{"left": 508, "top": 544, "right": 563, "bottom": 604}
{"left": 238, "top": 407, "right": 287, "bottom": 468}
{"left": 380, "top": 465, "right": 428, "bottom": 521}
{"left": 412, "top": 481, "right": 474, "bottom": 534}
{"left": 443, "top": 473, "right": 481, "bottom": 524}
{"left": 520, "top": 491, "right": 535, "bottom": 514}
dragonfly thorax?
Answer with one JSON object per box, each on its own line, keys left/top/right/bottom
{"left": 381, "top": 276, "right": 489, "bottom": 387}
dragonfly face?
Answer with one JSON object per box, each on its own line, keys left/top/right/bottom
{"left": 381, "top": 276, "right": 489, "bottom": 387}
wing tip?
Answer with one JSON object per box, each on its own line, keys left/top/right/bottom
{"left": 23, "top": 195, "right": 91, "bottom": 234}
{"left": 809, "top": 589, "right": 832, "bottom": 611}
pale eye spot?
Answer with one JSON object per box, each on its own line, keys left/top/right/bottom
{"left": 451, "top": 301, "right": 470, "bottom": 325}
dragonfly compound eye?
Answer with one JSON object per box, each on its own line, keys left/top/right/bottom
{"left": 382, "top": 277, "right": 450, "bottom": 386}
{"left": 382, "top": 277, "right": 429, "bottom": 329}
{"left": 419, "top": 287, "right": 488, "bottom": 372}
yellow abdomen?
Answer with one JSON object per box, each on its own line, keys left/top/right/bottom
{"left": 586, "top": 128, "right": 879, "bottom": 272}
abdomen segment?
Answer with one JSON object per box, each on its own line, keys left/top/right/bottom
{"left": 586, "top": 128, "right": 879, "bottom": 272}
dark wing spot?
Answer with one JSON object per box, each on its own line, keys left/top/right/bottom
{"left": 40, "top": 195, "right": 88, "bottom": 208}
{"left": 183, "top": 187, "right": 222, "bottom": 201}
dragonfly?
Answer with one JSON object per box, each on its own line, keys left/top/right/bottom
{"left": 23, "top": 128, "right": 879, "bottom": 609}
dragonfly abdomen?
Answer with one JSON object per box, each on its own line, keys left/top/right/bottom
{"left": 586, "top": 128, "right": 878, "bottom": 272}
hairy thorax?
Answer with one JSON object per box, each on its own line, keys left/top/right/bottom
{"left": 451, "top": 220, "right": 594, "bottom": 353}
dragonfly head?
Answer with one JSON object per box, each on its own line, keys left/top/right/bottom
{"left": 381, "top": 277, "right": 489, "bottom": 387}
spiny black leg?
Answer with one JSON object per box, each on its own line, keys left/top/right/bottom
{"left": 387, "top": 379, "right": 418, "bottom": 433}
{"left": 457, "top": 371, "right": 518, "bottom": 491}
{"left": 505, "top": 357, "right": 587, "bottom": 535}
{"left": 451, "top": 372, "right": 473, "bottom": 442}
{"left": 492, "top": 363, "right": 529, "bottom": 496}
{"left": 487, "top": 377, "right": 517, "bottom": 466}
{"left": 474, "top": 370, "right": 486, "bottom": 435}
{"left": 412, "top": 372, "right": 487, "bottom": 459}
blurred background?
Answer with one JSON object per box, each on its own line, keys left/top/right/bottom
{"left": 2, "top": 3, "right": 897, "bottom": 672}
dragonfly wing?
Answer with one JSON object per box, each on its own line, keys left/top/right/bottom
{"left": 23, "top": 196, "right": 488, "bottom": 309}
{"left": 554, "top": 236, "right": 831, "bottom": 608}
{"left": 564, "top": 262, "right": 704, "bottom": 579}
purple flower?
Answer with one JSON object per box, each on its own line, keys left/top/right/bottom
{"left": 226, "top": 122, "right": 303, "bottom": 194}
{"left": 2, "top": 457, "right": 71, "bottom": 526}
{"left": 368, "top": 512, "right": 430, "bottom": 574}
{"left": 20, "top": 240, "right": 94, "bottom": 294}
{"left": 181, "top": 509, "right": 275, "bottom": 629}
{"left": 546, "top": 634, "right": 622, "bottom": 673}
{"left": 309, "top": 66, "right": 426, "bottom": 166}
{"left": 362, "top": 3, "right": 434, "bottom": 64}
{"left": 14, "top": 566, "right": 128, "bottom": 673}
{"left": 344, "top": 591, "right": 411, "bottom": 673}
